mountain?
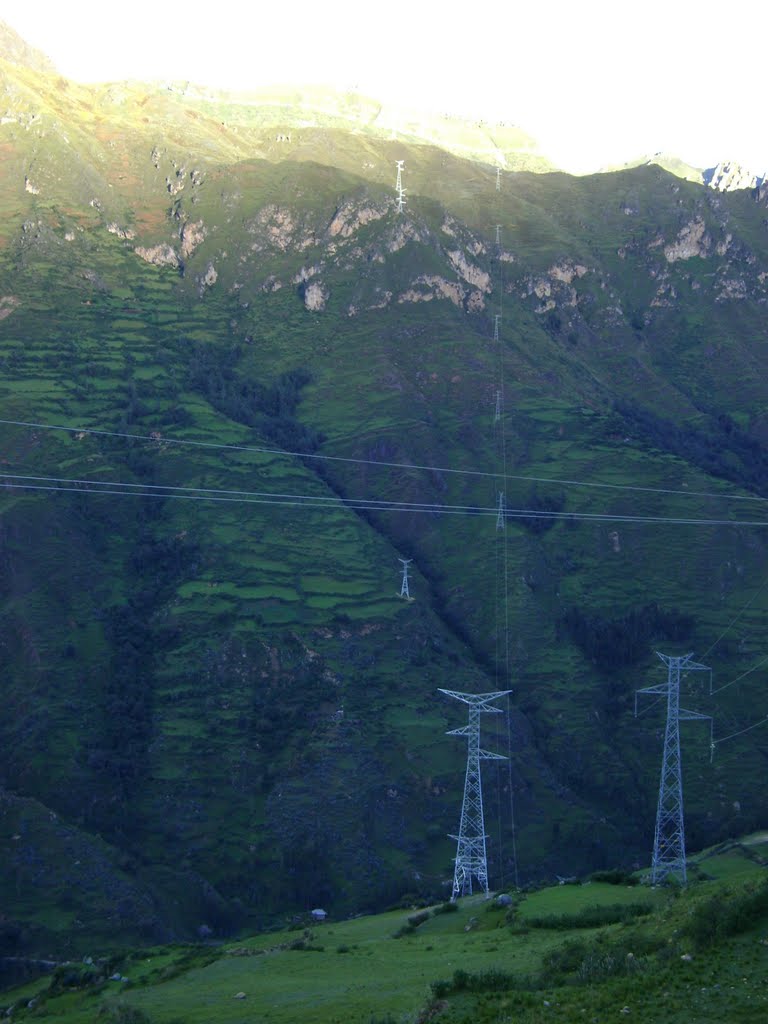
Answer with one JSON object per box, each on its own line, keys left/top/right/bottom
{"left": 0, "top": 21, "right": 57, "bottom": 75}
{"left": 2, "top": 25, "right": 768, "bottom": 956}
{"left": 704, "top": 159, "right": 767, "bottom": 192}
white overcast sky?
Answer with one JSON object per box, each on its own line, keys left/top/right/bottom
{"left": 1, "top": 0, "right": 766, "bottom": 174}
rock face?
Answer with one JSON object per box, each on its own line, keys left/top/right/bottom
{"left": 180, "top": 221, "right": 206, "bottom": 259}
{"left": 0, "top": 295, "right": 20, "bottom": 319}
{"left": 705, "top": 160, "right": 766, "bottom": 192}
{"left": 303, "top": 281, "right": 328, "bottom": 311}
{"left": 664, "top": 218, "right": 710, "bottom": 262}
{"left": 134, "top": 244, "right": 180, "bottom": 269}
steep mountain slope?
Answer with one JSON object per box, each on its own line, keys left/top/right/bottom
{"left": 2, "top": 35, "right": 768, "bottom": 953}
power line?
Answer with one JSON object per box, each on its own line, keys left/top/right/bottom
{"left": 710, "top": 653, "right": 768, "bottom": 696}
{"left": 702, "top": 575, "right": 768, "bottom": 659}
{"left": 0, "top": 417, "right": 764, "bottom": 506}
{"left": 4, "top": 474, "right": 768, "bottom": 527}
{"left": 714, "top": 715, "right": 768, "bottom": 747}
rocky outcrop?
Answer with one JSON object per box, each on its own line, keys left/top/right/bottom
{"left": 327, "top": 201, "right": 386, "bottom": 239}
{"left": 197, "top": 262, "right": 218, "bottom": 295}
{"left": 107, "top": 223, "right": 136, "bottom": 241}
{"left": 447, "top": 250, "right": 491, "bottom": 292}
{"left": 522, "top": 260, "right": 589, "bottom": 313}
{"left": 705, "top": 160, "right": 766, "bottom": 193}
{"left": 180, "top": 220, "right": 206, "bottom": 259}
{"left": 0, "top": 295, "right": 20, "bottom": 320}
{"left": 303, "top": 281, "right": 328, "bottom": 311}
{"left": 398, "top": 276, "right": 465, "bottom": 308}
{"left": 664, "top": 218, "right": 711, "bottom": 262}
{"left": 134, "top": 243, "right": 180, "bottom": 269}
{"left": 248, "top": 205, "right": 316, "bottom": 253}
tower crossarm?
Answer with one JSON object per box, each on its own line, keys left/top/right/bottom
{"left": 479, "top": 749, "right": 507, "bottom": 761}
{"left": 636, "top": 683, "right": 667, "bottom": 697}
{"left": 679, "top": 709, "right": 711, "bottom": 721}
{"left": 438, "top": 688, "right": 512, "bottom": 708}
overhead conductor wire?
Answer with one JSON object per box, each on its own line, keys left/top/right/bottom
{"left": 492, "top": 173, "right": 520, "bottom": 891}
{"left": 1, "top": 416, "right": 766, "bottom": 506}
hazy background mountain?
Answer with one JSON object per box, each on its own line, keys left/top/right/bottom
{"left": 2, "top": 24, "right": 768, "bottom": 956}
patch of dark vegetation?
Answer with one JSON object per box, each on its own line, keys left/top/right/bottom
{"left": 543, "top": 934, "right": 653, "bottom": 983}
{"left": 98, "top": 1003, "right": 152, "bottom": 1024}
{"left": 430, "top": 968, "right": 531, "bottom": 999}
{"left": 615, "top": 400, "right": 768, "bottom": 497}
{"left": 590, "top": 869, "right": 640, "bottom": 886}
{"left": 92, "top": 600, "right": 156, "bottom": 795}
{"left": 288, "top": 938, "right": 325, "bottom": 952}
{"left": 682, "top": 878, "right": 768, "bottom": 949}
{"left": 393, "top": 903, "right": 454, "bottom": 938}
{"left": 516, "top": 488, "right": 566, "bottom": 534}
{"left": 186, "top": 344, "right": 323, "bottom": 453}
{"left": 560, "top": 602, "right": 694, "bottom": 673}
{"left": 525, "top": 902, "right": 652, "bottom": 930}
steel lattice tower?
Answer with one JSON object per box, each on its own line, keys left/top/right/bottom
{"left": 439, "top": 689, "right": 511, "bottom": 899}
{"left": 395, "top": 160, "right": 406, "bottom": 214}
{"left": 635, "top": 652, "right": 711, "bottom": 885}
{"left": 398, "top": 557, "right": 412, "bottom": 599}
{"left": 496, "top": 492, "right": 505, "bottom": 531}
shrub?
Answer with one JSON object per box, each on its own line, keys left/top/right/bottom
{"left": 429, "top": 967, "right": 523, "bottom": 998}
{"left": 432, "top": 901, "right": 458, "bottom": 915}
{"left": 407, "top": 910, "right": 431, "bottom": 928}
{"left": 526, "top": 903, "right": 651, "bottom": 930}
{"left": 591, "top": 869, "right": 639, "bottom": 886}
{"left": 683, "top": 879, "right": 768, "bottom": 949}
{"left": 98, "top": 1003, "right": 152, "bottom": 1024}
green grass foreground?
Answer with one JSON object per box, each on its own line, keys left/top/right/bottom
{"left": 4, "top": 841, "right": 768, "bottom": 1024}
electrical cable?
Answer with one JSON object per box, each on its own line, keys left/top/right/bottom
{"left": 1, "top": 415, "right": 765, "bottom": 505}
{"left": 701, "top": 575, "right": 768, "bottom": 659}
{"left": 710, "top": 653, "right": 768, "bottom": 696}
{"left": 6, "top": 471, "right": 768, "bottom": 526}
{"left": 714, "top": 715, "right": 768, "bottom": 746}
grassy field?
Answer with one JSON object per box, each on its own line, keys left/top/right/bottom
{"left": 2, "top": 840, "right": 767, "bottom": 1023}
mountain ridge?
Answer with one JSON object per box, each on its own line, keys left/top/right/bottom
{"left": 1, "top": 30, "right": 768, "bottom": 956}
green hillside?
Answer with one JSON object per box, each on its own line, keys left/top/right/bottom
{"left": 2, "top": 839, "right": 768, "bottom": 1023}
{"left": 2, "top": 28, "right": 768, "bottom": 955}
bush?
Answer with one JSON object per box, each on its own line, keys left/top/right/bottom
{"left": 683, "top": 879, "right": 768, "bottom": 949}
{"left": 432, "top": 901, "right": 458, "bottom": 915}
{"left": 591, "top": 869, "right": 639, "bottom": 886}
{"left": 429, "top": 967, "right": 525, "bottom": 999}
{"left": 526, "top": 903, "right": 652, "bottom": 930}
{"left": 98, "top": 1004, "right": 152, "bottom": 1024}
{"left": 407, "top": 910, "right": 431, "bottom": 928}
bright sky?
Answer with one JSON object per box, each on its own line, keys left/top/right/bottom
{"left": 1, "top": 0, "right": 766, "bottom": 174}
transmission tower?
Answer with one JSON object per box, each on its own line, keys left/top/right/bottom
{"left": 496, "top": 167, "right": 501, "bottom": 191}
{"left": 395, "top": 160, "right": 407, "bottom": 214}
{"left": 495, "top": 224, "right": 501, "bottom": 245}
{"left": 494, "top": 389, "right": 502, "bottom": 423}
{"left": 493, "top": 314, "right": 501, "bottom": 343}
{"left": 496, "top": 491, "right": 505, "bottom": 531}
{"left": 398, "top": 557, "right": 412, "bottom": 599}
{"left": 439, "top": 689, "right": 511, "bottom": 899}
{"left": 635, "top": 652, "right": 712, "bottom": 885}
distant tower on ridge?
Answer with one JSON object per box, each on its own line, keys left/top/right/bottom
{"left": 398, "top": 557, "right": 412, "bottom": 599}
{"left": 395, "top": 160, "right": 407, "bottom": 214}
